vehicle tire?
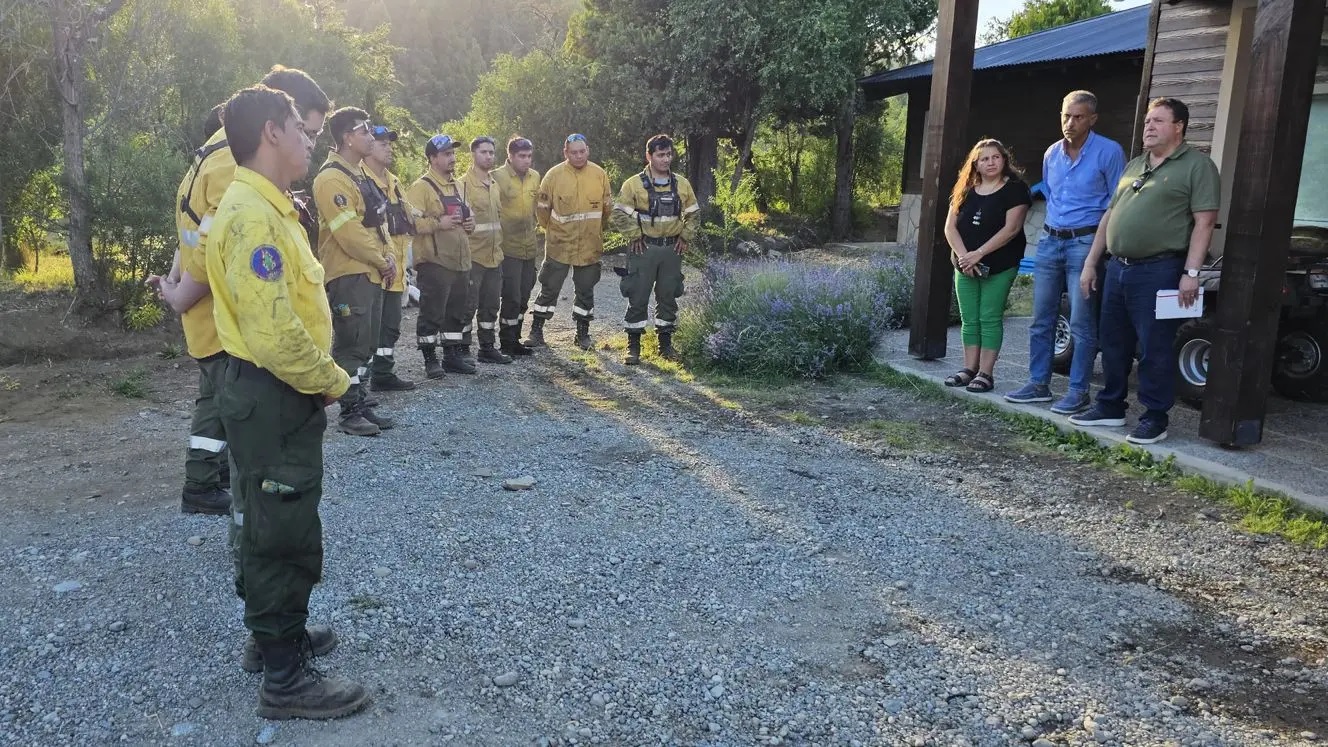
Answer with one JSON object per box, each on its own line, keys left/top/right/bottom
{"left": 1051, "top": 295, "right": 1073, "bottom": 375}
{"left": 1174, "top": 317, "right": 1215, "bottom": 409}
{"left": 1272, "top": 317, "right": 1328, "bottom": 402}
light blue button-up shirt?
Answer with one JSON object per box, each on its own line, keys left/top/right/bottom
{"left": 1042, "top": 130, "right": 1126, "bottom": 230}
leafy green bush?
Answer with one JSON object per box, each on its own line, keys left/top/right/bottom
{"left": 676, "top": 256, "right": 912, "bottom": 380}
{"left": 124, "top": 299, "right": 165, "bottom": 331}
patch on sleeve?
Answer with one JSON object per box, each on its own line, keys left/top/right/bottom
{"left": 249, "top": 245, "right": 283, "bottom": 281}
{"left": 334, "top": 193, "right": 348, "bottom": 208}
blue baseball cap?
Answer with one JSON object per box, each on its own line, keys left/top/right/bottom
{"left": 425, "top": 134, "right": 461, "bottom": 156}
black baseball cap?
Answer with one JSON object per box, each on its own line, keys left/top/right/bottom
{"left": 372, "top": 125, "right": 398, "bottom": 142}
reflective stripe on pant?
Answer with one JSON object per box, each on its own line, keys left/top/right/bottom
{"left": 370, "top": 289, "right": 403, "bottom": 377}
{"left": 327, "top": 273, "right": 383, "bottom": 388}
{"left": 217, "top": 357, "right": 326, "bottom": 641}
{"left": 415, "top": 262, "right": 471, "bottom": 348}
{"left": 499, "top": 256, "right": 537, "bottom": 326}
{"left": 470, "top": 264, "right": 503, "bottom": 345}
{"left": 185, "top": 354, "right": 229, "bottom": 492}
{"left": 621, "top": 244, "right": 684, "bottom": 330}
{"left": 532, "top": 258, "right": 601, "bottom": 321}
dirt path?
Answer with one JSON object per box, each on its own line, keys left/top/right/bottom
{"left": 1, "top": 277, "right": 1326, "bottom": 746}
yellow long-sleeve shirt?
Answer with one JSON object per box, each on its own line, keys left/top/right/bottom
{"left": 313, "top": 151, "right": 392, "bottom": 284}
{"left": 173, "top": 128, "right": 234, "bottom": 360}
{"left": 364, "top": 165, "right": 411, "bottom": 293}
{"left": 611, "top": 171, "right": 701, "bottom": 243}
{"left": 206, "top": 167, "right": 350, "bottom": 398}
{"left": 493, "top": 162, "right": 541, "bottom": 261}
{"left": 405, "top": 168, "right": 471, "bottom": 272}
{"left": 536, "top": 160, "right": 611, "bottom": 267}
{"left": 462, "top": 165, "right": 503, "bottom": 269}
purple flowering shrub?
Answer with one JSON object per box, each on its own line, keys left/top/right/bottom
{"left": 675, "top": 257, "right": 913, "bottom": 379}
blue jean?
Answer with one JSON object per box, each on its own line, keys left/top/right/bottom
{"left": 1095, "top": 255, "right": 1185, "bottom": 426}
{"left": 1029, "top": 232, "right": 1099, "bottom": 392}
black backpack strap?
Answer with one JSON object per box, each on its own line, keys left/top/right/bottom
{"left": 179, "top": 139, "right": 229, "bottom": 226}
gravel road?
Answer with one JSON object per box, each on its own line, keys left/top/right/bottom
{"left": 2, "top": 269, "right": 1326, "bottom": 746}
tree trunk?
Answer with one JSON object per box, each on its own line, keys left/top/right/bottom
{"left": 686, "top": 132, "right": 718, "bottom": 205}
{"left": 829, "top": 90, "right": 857, "bottom": 240}
{"left": 730, "top": 98, "right": 759, "bottom": 194}
{"left": 52, "top": 2, "right": 113, "bottom": 310}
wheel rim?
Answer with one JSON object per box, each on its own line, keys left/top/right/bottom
{"left": 1054, "top": 315, "right": 1072, "bottom": 356}
{"left": 1278, "top": 331, "right": 1324, "bottom": 379}
{"left": 1178, "top": 337, "right": 1210, "bottom": 387}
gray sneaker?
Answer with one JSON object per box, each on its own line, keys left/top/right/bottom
{"left": 1004, "top": 382, "right": 1053, "bottom": 403}
{"left": 1050, "top": 390, "right": 1092, "bottom": 415}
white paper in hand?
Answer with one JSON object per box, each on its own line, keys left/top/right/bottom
{"left": 1155, "top": 288, "right": 1204, "bottom": 319}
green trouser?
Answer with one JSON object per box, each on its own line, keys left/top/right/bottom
{"left": 184, "top": 353, "right": 229, "bottom": 492}
{"left": 621, "top": 241, "right": 684, "bottom": 331}
{"left": 327, "top": 273, "right": 383, "bottom": 395}
{"left": 217, "top": 356, "right": 326, "bottom": 641}
{"left": 953, "top": 267, "right": 1018, "bottom": 349}
{"left": 532, "top": 259, "right": 601, "bottom": 321}
{"left": 369, "top": 290, "right": 403, "bottom": 378}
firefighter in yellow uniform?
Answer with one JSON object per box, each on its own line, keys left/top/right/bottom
{"left": 362, "top": 126, "right": 418, "bottom": 392}
{"left": 406, "top": 134, "right": 478, "bottom": 377}
{"left": 493, "top": 135, "right": 540, "bottom": 356}
{"left": 611, "top": 134, "right": 700, "bottom": 364}
{"left": 530, "top": 133, "right": 613, "bottom": 350}
{"left": 205, "top": 85, "right": 368, "bottom": 721}
{"left": 150, "top": 67, "right": 331, "bottom": 517}
{"left": 462, "top": 136, "right": 512, "bottom": 364}
{"left": 313, "top": 106, "right": 398, "bottom": 436}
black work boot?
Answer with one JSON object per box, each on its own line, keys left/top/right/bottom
{"left": 443, "top": 346, "right": 477, "bottom": 375}
{"left": 181, "top": 487, "right": 231, "bottom": 516}
{"left": 500, "top": 326, "right": 534, "bottom": 357}
{"left": 624, "top": 331, "right": 642, "bottom": 366}
{"left": 524, "top": 317, "right": 546, "bottom": 348}
{"left": 256, "top": 634, "right": 369, "bottom": 720}
{"left": 575, "top": 318, "right": 594, "bottom": 351}
{"left": 658, "top": 329, "right": 678, "bottom": 361}
{"left": 478, "top": 343, "right": 513, "bottom": 364}
{"left": 421, "top": 347, "right": 445, "bottom": 380}
{"left": 360, "top": 406, "right": 395, "bottom": 431}
{"left": 370, "top": 373, "right": 415, "bottom": 392}
{"left": 336, "top": 388, "right": 381, "bottom": 437}
{"left": 241, "top": 624, "right": 338, "bottom": 674}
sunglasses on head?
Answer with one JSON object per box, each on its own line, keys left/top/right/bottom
{"left": 565, "top": 133, "right": 587, "bottom": 144}
{"left": 351, "top": 121, "right": 374, "bottom": 134}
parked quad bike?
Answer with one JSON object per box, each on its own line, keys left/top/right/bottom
{"left": 1050, "top": 226, "right": 1328, "bottom": 405}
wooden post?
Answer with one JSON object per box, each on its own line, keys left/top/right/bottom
{"left": 908, "top": 0, "right": 978, "bottom": 360}
{"left": 1200, "top": 0, "right": 1326, "bottom": 446}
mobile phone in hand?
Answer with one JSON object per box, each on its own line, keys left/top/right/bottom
{"left": 977, "top": 263, "right": 991, "bottom": 278}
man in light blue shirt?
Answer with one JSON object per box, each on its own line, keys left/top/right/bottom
{"left": 1006, "top": 90, "right": 1126, "bottom": 413}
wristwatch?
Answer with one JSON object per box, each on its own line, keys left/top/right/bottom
{"left": 1184, "top": 268, "right": 1200, "bottom": 278}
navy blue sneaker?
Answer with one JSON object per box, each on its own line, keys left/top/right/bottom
{"left": 1050, "top": 390, "right": 1092, "bottom": 415}
{"left": 1004, "top": 382, "right": 1053, "bottom": 403}
{"left": 1068, "top": 405, "right": 1126, "bottom": 427}
{"left": 1126, "top": 419, "right": 1168, "bottom": 445}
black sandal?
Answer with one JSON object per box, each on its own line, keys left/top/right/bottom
{"left": 966, "top": 372, "right": 994, "bottom": 393}
{"left": 944, "top": 368, "right": 976, "bottom": 387}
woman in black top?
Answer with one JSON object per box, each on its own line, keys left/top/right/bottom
{"left": 942, "top": 138, "right": 1032, "bottom": 393}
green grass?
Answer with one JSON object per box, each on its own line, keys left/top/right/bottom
{"left": 855, "top": 418, "right": 934, "bottom": 450}
{"left": 110, "top": 368, "right": 150, "bottom": 399}
{"left": 4, "top": 254, "right": 76, "bottom": 292}
{"left": 874, "top": 363, "right": 1328, "bottom": 548}
{"left": 158, "top": 342, "right": 183, "bottom": 360}
{"left": 781, "top": 410, "right": 819, "bottom": 426}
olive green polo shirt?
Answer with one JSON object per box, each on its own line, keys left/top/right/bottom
{"left": 1105, "top": 143, "right": 1221, "bottom": 259}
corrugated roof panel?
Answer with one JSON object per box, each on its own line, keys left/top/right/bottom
{"left": 860, "top": 5, "right": 1149, "bottom": 89}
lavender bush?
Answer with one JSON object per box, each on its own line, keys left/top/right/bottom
{"left": 675, "top": 256, "right": 915, "bottom": 379}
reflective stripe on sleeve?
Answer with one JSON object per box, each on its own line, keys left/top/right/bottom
{"left": 189, "top": 435, "right": 227, "bottom": 453}
{"left": 613, "top": 203, "right": 638, "bottom": 216}
{"left": 472, "top": 222, "right": 500, "bottom": 232}
{"left": 683, "top": 204, "right": 701, "bottom": 214}
{"left": 327, "top": 210, "right": 358, "bottom": 232}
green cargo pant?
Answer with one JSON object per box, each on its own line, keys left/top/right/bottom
{"left": 532, "top": 259, "right": 601, "bottom": 321}
{"left": 217, "top": 356, "right": 326, "bottom": 641}
{"left": 621, "top": 242, "right": 684, "bottom": 331}
{"left": 184, "top": 353, "right": 229, "bottom": 492}
{"left": 327, "top": 273, "right": 383, "bottom": 392}
{"left": 369, "top": 290, "right": 403, "bottom": 378}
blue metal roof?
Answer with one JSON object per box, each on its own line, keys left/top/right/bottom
{"left": 860, "top": 5, "right": 1149, "bottom": 96}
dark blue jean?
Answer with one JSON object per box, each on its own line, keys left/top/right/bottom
{"left": 1029, "top": 232, "right": 1100, "bottom": 392}
{"left": 1095, "top": 255, "right": 1185, "bottom": 426}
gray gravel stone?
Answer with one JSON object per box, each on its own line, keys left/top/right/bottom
{"left": 492, "top": 672, "right": 520, "bottom": 688}
{"left": 502, "top": 476, "right": 536, "bottom": 491}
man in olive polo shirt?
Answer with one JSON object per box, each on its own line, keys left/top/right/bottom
{"left": 1073, "top": 97, "right": 1220, "bottom": 444}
